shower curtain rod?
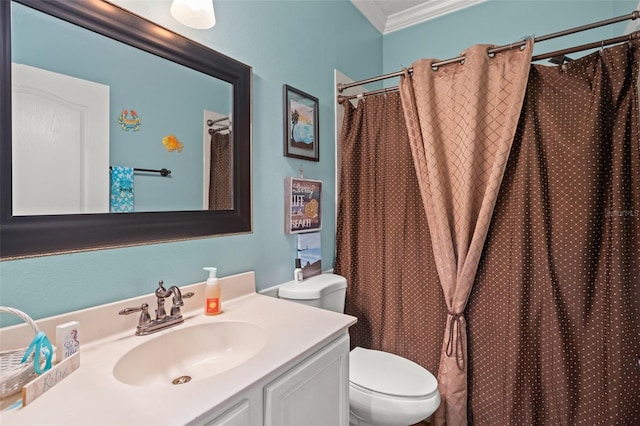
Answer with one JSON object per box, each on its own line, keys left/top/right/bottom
{"left": 209, "top": 125, "right": 231, "bottom": 134}
{"left": 338, "top": 30, "right": 640, "bottom": 103}
{"left": 207, "top": 116, "right": 229, "bottom": 126}
{"left": 336, "top": 10, "right": 640, "bottom": 101}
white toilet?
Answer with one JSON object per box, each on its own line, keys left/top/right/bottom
{"left": 278, "top": 273, "right": 440, "bottom": 426}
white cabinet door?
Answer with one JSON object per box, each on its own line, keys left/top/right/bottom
{"left": 264, "top": 334, "right": 350, "bottom": 426}
{"left": 202, "top": 399, "right": 251, "bottom": 426}
{"left": 197, "top": 384, "right": 262, "bottom": 426}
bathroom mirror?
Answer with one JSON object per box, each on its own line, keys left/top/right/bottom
{"left": 0, "top": 0, "right": 252, "bottom": 259}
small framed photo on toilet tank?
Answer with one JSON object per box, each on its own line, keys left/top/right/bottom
{"left": 285, "top": 177, "right": 322, "bottom": 234}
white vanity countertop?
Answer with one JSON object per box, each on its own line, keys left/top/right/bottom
{"left": 0, "top": 272, "right": 357, "bottom": 425}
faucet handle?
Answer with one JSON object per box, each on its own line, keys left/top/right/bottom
{"left": 119, "top": 303, "right": 146, "bottom": 315}
{"left": 170, "top": 292, "right": 194, "bottom": 317}
{"left": 119, "top": 303, "right": 152, "bottom": 328}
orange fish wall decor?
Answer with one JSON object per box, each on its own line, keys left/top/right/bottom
{"left": 162, "top": 134, "right": 184, "bottom": 153}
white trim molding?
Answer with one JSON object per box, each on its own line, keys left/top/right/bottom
{"left": 352, "top": 0, "right": 488, "bottom": 35}
{"left": 351, "top": 0, "right": 388, "bottom": 34}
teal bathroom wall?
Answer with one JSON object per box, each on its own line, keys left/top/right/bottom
{"left": 1, "top": 0, "right": 635, "bottom": 326}
{"left": 0, "top": 0, "right": 381, "bottom": 325}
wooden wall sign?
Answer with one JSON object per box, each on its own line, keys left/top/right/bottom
{"left": 285, "top": 177, "right": 322, "bottom": 234}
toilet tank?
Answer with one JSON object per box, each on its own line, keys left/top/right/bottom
{"left": 278, "top": 273, "right": 347, "bottom": 313}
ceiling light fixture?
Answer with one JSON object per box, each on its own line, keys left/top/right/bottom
{"left": 170, "top": 0, "right": 216, "bottom": 29}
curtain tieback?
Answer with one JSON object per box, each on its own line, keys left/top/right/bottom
{"left": 446, "top": 311, "right": 465, "bottom": 370}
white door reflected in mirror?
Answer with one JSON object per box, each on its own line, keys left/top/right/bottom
{"left": 12, "top": 63, "right": 110, "bottom": 216}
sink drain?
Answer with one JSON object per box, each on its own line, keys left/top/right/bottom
{"left": 172, "top": 376, "right": 192, "bottom": 385}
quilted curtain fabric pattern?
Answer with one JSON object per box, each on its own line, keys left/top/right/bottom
{"left": 399, "top": 40, "right": 533, "bottom": 425}
{"left": 467, "top": 40, "right": 640, "bottom": 425}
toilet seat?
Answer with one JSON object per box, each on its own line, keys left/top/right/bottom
{"left": 349, "top": 347, "right": 438, "bottom": 398}
{"left": 349, "top": 347, "right": 441, "bottom": 426}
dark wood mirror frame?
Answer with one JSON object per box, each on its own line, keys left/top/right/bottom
{"left": 0, "top": 0, "right": 252, "bottom": 259}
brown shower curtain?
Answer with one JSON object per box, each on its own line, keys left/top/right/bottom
{"left": 337, "top": 40, "right": 639, "bottom": 426}
{"left": 399, "top": 41, "right": 533, "bottom": 425}
{"left": 335, "top": 93, "right": 447, "bottom": 380}
{"left": 466, "top": 40, "right": 640, "bottom": 424}
{"left": 208, "top": 131, "right": 233, "bottom": 210}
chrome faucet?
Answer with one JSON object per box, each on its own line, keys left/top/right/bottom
{"left": 119, "top": 280, "right": 194, "bottom": 336}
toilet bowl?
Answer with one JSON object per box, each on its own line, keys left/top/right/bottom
{"left": 278, "top": 274, "right": 441, "bottom": 426}
{"left": 349, "top": 347, "right": 440, "bottom": 426}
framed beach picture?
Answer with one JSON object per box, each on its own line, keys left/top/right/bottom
{"left": 285, "top": 177, "right": 322, "bottom": 234}
{"left": 283, "top": 84, "right": 319, "bottom": 161}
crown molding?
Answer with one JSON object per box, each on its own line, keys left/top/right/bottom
{"left": 386, "top": 0, "right": 487, "bottom": 34}
{"left": 351, "top": 0, "right": 387, "bottom": 34}
{"left": 352, "top": 0, "right": 488, "bottom": 35}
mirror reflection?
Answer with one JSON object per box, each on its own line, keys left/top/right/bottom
{"left": 1, "top": 0, "right": 251, "bottom": 259}
{"left": 11, "top": 2, "right": 233, "bottom": 215}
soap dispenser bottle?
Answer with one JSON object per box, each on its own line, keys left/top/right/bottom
{"left": 294, "top": 258, "right": 303, "bottom": 283}
{"left": 204, "top": 267, "right": 221, "bottom": 316}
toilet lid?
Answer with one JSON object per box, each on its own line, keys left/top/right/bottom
{"left": 349, "top": 347, "right": 438, "bottom": 398}
{"left": 278, "top": 274, "right": 347, "bottom": 300}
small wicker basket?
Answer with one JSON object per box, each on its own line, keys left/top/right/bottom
{"left": 0, "top": 307, "right": 43, "bottom": 399}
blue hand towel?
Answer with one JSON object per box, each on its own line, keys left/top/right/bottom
{"left": 110, "top": 166, "right": 134, "bottom": 212}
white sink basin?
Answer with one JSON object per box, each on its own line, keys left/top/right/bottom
{"left": 113, "top": 321, "right": 267, "bottom": 387}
